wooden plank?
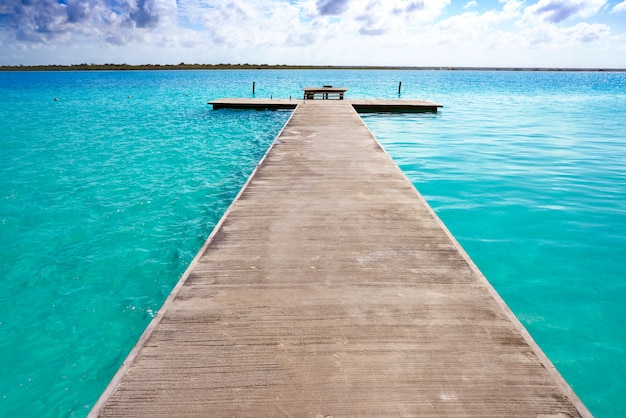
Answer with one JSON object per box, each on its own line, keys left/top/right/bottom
{"left": 90, "top": 100, "right": 589, "bottom": 417}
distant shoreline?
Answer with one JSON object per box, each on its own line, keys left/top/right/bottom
{"left": 1, "top": 63, "right": 625, "bottom": 72}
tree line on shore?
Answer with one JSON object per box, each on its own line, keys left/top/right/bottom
{"left": 0, "top": 63, "right": 622, "bottom": 72}
{"left": 1, "top": 63, "right": 427, "bottom": 71}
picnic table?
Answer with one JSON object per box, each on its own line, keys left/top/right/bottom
{"left": 302, "top": 86, "right": 348, "bottom": 100}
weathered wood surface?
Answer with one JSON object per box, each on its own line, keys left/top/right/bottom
{"left": 209, "top": 98, "right": 442, "bottom": 112}
{"left": 349, "top": 99, "right": 442, "bottom": 112}
{"left": 91, "top": 100, "right": 589, "bottom": 417}
{"left": 302, "top": 86, "right": 348, "bottom": 100}
{"left": 210, "top": 98, "right": 300, "bottom": 110}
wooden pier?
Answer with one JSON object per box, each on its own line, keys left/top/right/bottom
{"left": 90, "top": 100, "right": 589, "bottom": 417}
{"left": 209, "top": 98, "right": 443, "bottom": 112}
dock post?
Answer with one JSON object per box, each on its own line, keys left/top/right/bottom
{"left": 398, "top": 81, "right": 402, "bottom": 96}
{"left": 252, "top": 82, "right": 256, "bottom": 95}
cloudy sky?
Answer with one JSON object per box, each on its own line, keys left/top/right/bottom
{"left": 1, "top": 0, "right": 625, "bottom": 67}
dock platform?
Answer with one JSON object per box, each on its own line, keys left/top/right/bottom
{"left": 209, "top": 98, "right": 443, "bottom": 112}
{"left": 210, "top": 98, "right": 299, "bottom": 110}
{"left": 91, "top": 100, "right": 589, "bottom": 417}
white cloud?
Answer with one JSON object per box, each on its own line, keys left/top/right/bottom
{"left": 316, "top": 0, "right": 351, "bottom": 16}
{"left": 0, "top": 0, "right": 624, "bottom": 67}
{"left": 0, "top": 0, "right": 178, "bottom": 46}
{"left": 424, "top": 0, "right": 522, "bottom": 48}
{"left": 521, "top": 0, "right": 607, "bottom": 25}
{"left": 612, "top": 0, "right": 626, "bottom": 12}
{"left": 345, "top": 0, "right": 450, "bottom": 34}
{"left": 521, "top": 21, "right": 611, "bottom": 46}
{"left": 173, "top": 0, "right": 451, "bottom": 51}
{"left": 511, "top": 0, "right": 613, "bottom": 51}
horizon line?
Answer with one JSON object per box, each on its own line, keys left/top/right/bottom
{"left": 1, "top": 63, "right": 626, "bottom": 72}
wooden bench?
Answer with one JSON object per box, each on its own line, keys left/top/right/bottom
{"left": 302, "top": 86, "right": 348, "bottom": 100}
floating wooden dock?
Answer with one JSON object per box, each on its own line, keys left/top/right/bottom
{"left": 209, "top": 98, "right": 443, "bottom": 112}
{"left": 90, "top": 100, "right": 589, "bottom": 417}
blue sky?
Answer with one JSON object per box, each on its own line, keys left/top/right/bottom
{"left": 1, "top": 0, "right": 625, "bottom": 67}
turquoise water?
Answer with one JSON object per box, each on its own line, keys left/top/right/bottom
{"left": 1, "top": 70, "right": 625, "bottom": 417}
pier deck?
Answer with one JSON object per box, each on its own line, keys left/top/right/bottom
{"left": 91, "top": 100, "right": 589, "bottom": 417}
{"left": 209, "top": 97, "right": 442, "bottom": 112}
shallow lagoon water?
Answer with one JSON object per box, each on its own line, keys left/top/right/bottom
{"left": 0, "top": 70, "right": 624, "bottom": 417}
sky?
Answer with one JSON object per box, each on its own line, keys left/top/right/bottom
{"left": 0, "top": 0, "right": 625, "bottom": 68}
